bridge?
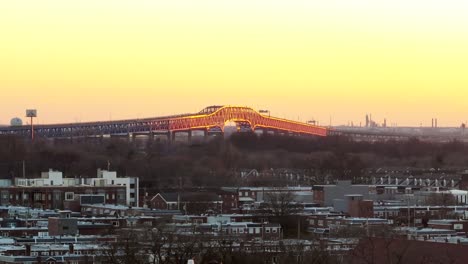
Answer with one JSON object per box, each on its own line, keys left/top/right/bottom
{"left": 330, "top": 126, "right": 468, "bottom": 142}
{"left": 0, "top": 106, "right": 328, "bottom": 140}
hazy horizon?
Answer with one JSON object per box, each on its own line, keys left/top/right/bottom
{"left": 2, "top": 1, "right": 467, "bottom": 126}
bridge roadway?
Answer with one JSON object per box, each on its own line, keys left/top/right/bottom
{"left": 331, "top": 126, "right": 468, "bottom": 142}
{"left": 0, "top": 106, "right": 328, "bottom": 139}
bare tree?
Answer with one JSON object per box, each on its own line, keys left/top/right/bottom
{"left": 266, "top": 190, "right": 301, "bottom": 217}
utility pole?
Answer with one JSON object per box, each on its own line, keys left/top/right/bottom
{"left": 22, "top": 160, "right": 26, "bottom": 178}
{"left": 297, "top": 215, "right": 301, "bottom": 239}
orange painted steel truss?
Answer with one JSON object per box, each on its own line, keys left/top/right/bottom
{"left": 0, "top": 106, "right": 328, "bottom": 138}
{"left": 167, "top": 106, "right": 328, "bottom": 136}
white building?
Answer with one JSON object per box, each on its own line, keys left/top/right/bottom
{"left": 15, "top": 169, "right": 66, "bottom": 186}
{"left": 13, "top": 169, "right": 139, "bottom": 207}
{"left": 86, "top": 169, "right": 139, "bottom": 207}
{"left": 447, "top": 190, "right": 468, "bottom": 204}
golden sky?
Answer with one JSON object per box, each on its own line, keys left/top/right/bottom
{"left": 1, "top": 0, "right": 467, "bottom": 126}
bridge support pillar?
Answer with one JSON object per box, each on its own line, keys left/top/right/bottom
{"left": 166, "top": 132, "right": 171, "bottom": 143}
{"left": 187, "top": 130, "right": 192, "bottom": 143}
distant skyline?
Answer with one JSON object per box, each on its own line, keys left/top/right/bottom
{"left": 1, "top": 1, "right": 467, "bottom": 126}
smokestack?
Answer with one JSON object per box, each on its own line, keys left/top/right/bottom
{"left": 432, "top": 118, "right": 434, "bottom": 128}
{"left": 435, "top": 119, "right": 438, "bottom": 128}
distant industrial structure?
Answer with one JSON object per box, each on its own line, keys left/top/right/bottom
{"left": 2, "top": 106, "right": 468, "bottom": 142}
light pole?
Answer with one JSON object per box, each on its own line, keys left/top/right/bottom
{"left": 259, "top": 110, "right": 270, "bottom": 117}
{"left": 307, "top": 120, "right": 317, "bottom": 126}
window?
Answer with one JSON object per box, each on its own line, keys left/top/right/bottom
{"left": 130, "top": 184, "right": 135, "bottom": 189}
{"left": 65, "top": 192, "right": 74, "bottom": 201}
{"left": 266, "top": 229, "right": 270, "bottom": 233}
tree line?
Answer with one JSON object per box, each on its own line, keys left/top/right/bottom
{"left": 1, "top": 134, "right": 468, "bottom": 191}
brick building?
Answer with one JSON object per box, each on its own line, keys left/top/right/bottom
{"left": 0, "top": 185, "right": 126, "bottom": 210}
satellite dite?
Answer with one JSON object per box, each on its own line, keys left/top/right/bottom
{"left": 26, "top": 109, "right": 37, "bottom": 141}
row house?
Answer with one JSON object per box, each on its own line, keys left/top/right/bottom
{"left": 80, "top": 204, "right": 179, "bottom": 217}
{"left": 221, "top": 222, "right": 282, "bottom": 240}
{"left": 427, "top": 219, "right": 468, "bottom": 235}
{"left": 0, "top": 243, "right": 107, "bottom": 263}
{"left": 305, "top": 214, "right": 389, "bottom": 233}
{"left": 180, "top": 222, "right": 282, "bottom": 240}
{"left": 374, "top": 205, "right": 468, "bottom": 226}
{"left": 227, "top": 186, "right": 313, "bottom": 209}
{"left": 149, "top": 192, "right": 224, "bottom": 214}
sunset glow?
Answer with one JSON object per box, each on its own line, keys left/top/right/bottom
{"left": 1, "top": 0, "right": 467, "bottom": 126}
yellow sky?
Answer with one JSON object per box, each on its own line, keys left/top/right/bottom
{"left": 1, "top": 0, "right": 467, "bottom": 126}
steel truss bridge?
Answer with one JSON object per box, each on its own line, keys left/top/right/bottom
{"left": 0, "top": 106, "right": 328, "bottom": 139}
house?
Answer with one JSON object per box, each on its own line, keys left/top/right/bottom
{"left": 150, "top": 192, "right": 223, "bottom": 214}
